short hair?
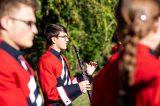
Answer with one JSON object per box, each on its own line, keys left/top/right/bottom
{"left": 44, "top": 24, "right": 67, "bottom": 45}
{"left": 0, "top": 0, "right": 38, "bottom": 19}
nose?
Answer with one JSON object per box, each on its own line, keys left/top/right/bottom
{"left": 66, "top": 37, "right": 69, "bottom": 42}
{"left": 31, "top": 24, "right": 38, "bottom": 34}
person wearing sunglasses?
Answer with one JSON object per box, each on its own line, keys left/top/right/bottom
{"left": 38, "top": 23, "right": 97, "bottom": 106}
{"left": 0, "top": 0, "right": 43, "bottom": 106}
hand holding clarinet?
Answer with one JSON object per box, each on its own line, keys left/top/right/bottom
{"left": 74, "top": 46, "right": 97, "bottom": 102}
{"left": 78, "top": 61, "right": 97, "bottom": 93}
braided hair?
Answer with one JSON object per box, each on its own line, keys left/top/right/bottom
{"left": 117, "top": 0, "right": 160, "bottom": 105}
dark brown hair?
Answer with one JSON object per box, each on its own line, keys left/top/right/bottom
{"left": 44, "top": 24, "right": 67, "bottom": 45}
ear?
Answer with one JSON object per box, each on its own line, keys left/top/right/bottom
{"left": 0, "top": 16, "right": 10, "bottom": 31}
{"left": 51, "top": 37, "right": 57, "bottom": 44}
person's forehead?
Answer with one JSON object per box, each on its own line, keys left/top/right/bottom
{"left": 10, "top": 4, "right": 36, "bottom": 21}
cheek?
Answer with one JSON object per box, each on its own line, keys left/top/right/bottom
{"left": 59, "top": 41, "right": 66, "bottom": 48}
{"left": 10, "top": 28, "right": 21, "bottom": 40}
{"left": 12, "top": 28, "right": 30, "bottom": 42}
{"left": 62, "top": 43, "right": 67, "bottom": 49}
{"left": 12, "top": 26, "right": 26, "bottom": 35}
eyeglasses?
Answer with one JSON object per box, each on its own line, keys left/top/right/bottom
{"left": 58, "top": 35, "right": 69, "bottom": 40}
{"left": 9, "top": 17, "right": 36, "bottom": 29}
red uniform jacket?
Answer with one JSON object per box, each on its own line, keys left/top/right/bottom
{"left": 91, "top": 50, "right": 120, "bottom": 106}
{"left": 133, "top": 44, "right": 160, "bottom": 106}
{"left": 38, "top": 48, "right": 82, "bottom": 106}
{"left": 91, "top": 43, "right": 160, "bottom": 106}
{"left": 0, "top": 40, "right": 43, "bottom": 106}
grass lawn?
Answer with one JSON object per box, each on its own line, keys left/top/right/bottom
{"left": 73, "top": 93, "right": 90, "bottom": 106}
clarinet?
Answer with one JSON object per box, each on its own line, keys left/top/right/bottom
{"left": 74, "top": 46, "right": 92, "bottom": 102}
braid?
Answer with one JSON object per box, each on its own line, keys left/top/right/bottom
{"left": 121, "top": 0, "right": 159, "bottom": 85}
{"left": 117, "top": 0, "right": 160, "bottom": 105}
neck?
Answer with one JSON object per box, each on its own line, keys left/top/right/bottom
{"left": 2, "top": 36, "right": 20, "bottom": 50}
{"left": 0, "top": 31, "right": 20, "bottom": 50}
{"left": 139, "top": 32, "right": 160, "bottom": 50}
{"left": 50, "top": 45, "right": 61, "bottom": 52}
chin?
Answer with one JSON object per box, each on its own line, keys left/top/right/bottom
{"left": 24, "top": 43, "right": 33, "bottom": 48}
{"left": 62, "top": 47, "right": 67, "bottom": 50}
{"left": 62, "top": 48, "right": 67, "bottom": 50}
{"left": 62, "top": 46, "right": 67, "bottom": 50}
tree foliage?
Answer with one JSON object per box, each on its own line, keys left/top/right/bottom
{"left": 26, "top": 0, "right": 118, "bottom": 75}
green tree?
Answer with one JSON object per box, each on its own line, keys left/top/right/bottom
{"left": 27, "top": 0, "right": 117, "bottom": 74}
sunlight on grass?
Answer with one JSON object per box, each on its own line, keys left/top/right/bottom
{"left": 73, "top": 93, "right": 90, "bottom": 106}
